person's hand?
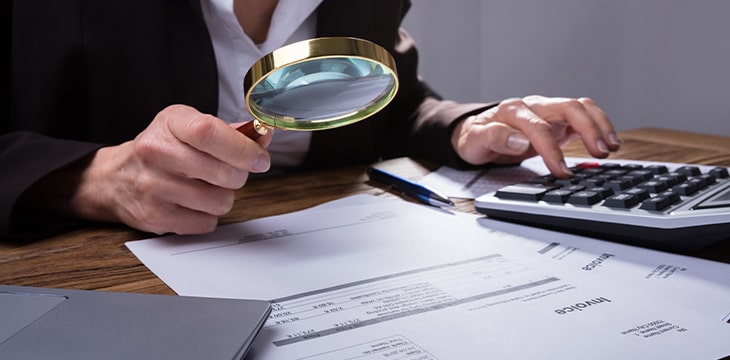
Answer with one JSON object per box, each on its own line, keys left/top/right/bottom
{"left": 67, "top": 104, "right": 273, "bottom": 235}
{"left": 451, "top": 95, "right": 622, "bottom": 177}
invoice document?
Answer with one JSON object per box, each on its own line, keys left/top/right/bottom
{"left": 126, "top": 196, "right": 730, "bottom": 359}
{"left": 472, "top": 215, "right": 730, "bottom": 323}
{"left": 322, "top": 195, "right": 730, "bottom": 324}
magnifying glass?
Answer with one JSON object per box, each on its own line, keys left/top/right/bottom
{"left": 236, "top": 37, "right": 399, "bottom": 138}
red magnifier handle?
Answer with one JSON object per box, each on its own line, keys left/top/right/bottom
{"left": 236, "top": 120, "right": 269, "bottom": 140}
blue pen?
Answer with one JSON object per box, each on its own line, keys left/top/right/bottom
{"left": 367, "top": 167, "right": 454, "bottom": 208}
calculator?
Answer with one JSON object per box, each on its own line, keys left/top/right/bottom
{"left": 474, "top": 158, "right": 730, "bottom": 252}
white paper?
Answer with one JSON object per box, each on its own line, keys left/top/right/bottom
{"left": 126, "top": 197, "right": 730, "bottom": 359}
{"left": 469, "top": 214, "right": 730, "bottom": 323}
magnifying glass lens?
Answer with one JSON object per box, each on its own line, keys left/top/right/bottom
{"left": 248, "top": 57, "right": 396, "bottom": 130}
{"left": 240, "top": 37, "right": 399, "bottom": 138}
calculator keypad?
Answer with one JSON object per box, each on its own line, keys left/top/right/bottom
{"left": 493, "top": 162, "right": 729, "bottom": 212}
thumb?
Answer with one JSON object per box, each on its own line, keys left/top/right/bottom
{"left": 484, "top": 122, "right": 531, "bottom": 155}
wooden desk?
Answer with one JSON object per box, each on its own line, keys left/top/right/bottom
{"left": 1, "top": 127, "right": 729, "bottom": 295}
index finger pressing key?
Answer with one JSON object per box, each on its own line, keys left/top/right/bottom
{"left": 494, "top": 98, "right": 574, "bottom": 177}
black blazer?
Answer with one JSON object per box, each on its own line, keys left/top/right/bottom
{"left": 2, "top": 0, "right": 492, "bottom": 240}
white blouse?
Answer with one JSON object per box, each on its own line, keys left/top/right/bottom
{"left": 200, "top": 0, "right": 322, "bottom": 166}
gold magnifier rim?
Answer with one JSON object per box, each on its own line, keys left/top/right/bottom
{"left": 243, "top": 36, "right": 399, "bottom": 131}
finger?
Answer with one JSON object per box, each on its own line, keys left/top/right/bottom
{"left": 134, "top": 204, "right": 220, "bottom": 235}
{"left": 157, "top": 208, "right": 219, "bottom": 235}
{"left": 524, "top": 96, "right": 620, "bottom": 157}
{"left": 453, "top": 116, "right": 530, "bottom": 165}
{"left": 115, "top": 177, "right": 227, "bottom": 235}
{"left": 494, "top": 98, "right": 573, "bottom": 177}
{"left": 472, "top": 121, "right": 533, "bottom": 163}
{"left": 134, "top": 130, "right": 251, "bottom": 189}
{"left": 526, "top": 96, "right": 609, "bottom": 158}
{"left": 560, "top": 101, "right": 610, "bottom": 158}
{"left": 129, "top": 169, "right": 235, "bottom": 217}
{"left": 483, "top": 122, "right": 544, "bottom": 166}
{"left": 155, "top": 177, "right": 235, "bottom": 217}
{"left": 164, "top": 105, "right": 271, "bottom": 173}
{"left": 258, "top": 128, "right": 275, "bottom": 148}
{"left": 578, "top": 97, "right": 622, "bottom": 150}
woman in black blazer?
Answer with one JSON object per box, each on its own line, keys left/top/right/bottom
{"left": 1, "top": 0, "right": 620, "bottom": 240}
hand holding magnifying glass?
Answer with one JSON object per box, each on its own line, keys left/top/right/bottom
{"left": 235, "top": 37, "right": 399, "bottom": 139}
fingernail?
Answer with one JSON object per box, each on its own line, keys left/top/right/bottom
{"left": 252, "top": 154, "right": 270, "bottom": 172}
{"left": 608, "top": 132, "right": 623, "bottom": 147}
{"left": 507, "top": 133, "right": 530, "bottom": 152}
{"left": 596, "top": 139, "right": 609, "bottom": 154}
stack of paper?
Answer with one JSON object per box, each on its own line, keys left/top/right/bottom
{"left": 127, "top": 194, "right": 730, "bottom": 359}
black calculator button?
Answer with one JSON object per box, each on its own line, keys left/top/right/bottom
{"left": 606, "top": 179, "right": 633, "bottom": 191}
{"left": 581, "top": 168, "right": 605, "bottom": 176}
{"left": 622, "top": 164, "right": 644, "bottom": 171}
{"left": 668, "top": 173, "right": 688, "bottom": 183}
{"left": 676, "top": 166, "right": 702, "bottom": 177}
{"left": 627, "top": 170, "right": 654, "bottom": 181}
{"left": 603, "top": 193, "right": 640, "bottom": 208}
{"left": 620, "top": 175, "right": 644, "bottom": 186}
{"left": 554, "top": 177, "right": 580, "bottom": 186}
{"left": 658, "top": 190, "right": 681, "bottom": 204}
{"left": 640, "top": 195, "right": 672, "bottom": 211}
{"left": 588, "top": 186, "right": 614, "bottom": 198}
{"left": 542, "top": 189, "right": 573, "bottom": 203}
{"left": 625, "top": 188, "right": 650, "bottom": 201}
{"left": 567, "top": 191, "right": 603, "bottom": 205}
{"left": 595, "top": 174, "right": 617, "bottom": 182}
{"left": 698, "top": 174, "right": 717, "bottom": 186}
{"left": 644, "top": 165, "right": 669, "bottom": 174}
{"left": 673, "top": 183, "right": 698, "bottom": 196}
{"left": 579, "top": 178, "right": 605, "bottom": 187}
{"left": 604, "top": 169, "right": 628, "bottom": 177}
{"left": 655, "top": 175, "right": 679, "bottom": 187}
{"left": 709, "top": 167, "right": 729, "bottom": 179}
{"left": 600, "top": 163, "right": 622, "bottom": 169}
{"left": 495, "top": 183, "right": 557, "bottom": 201}
{"left": 688, "top": 178, "right": 708, "bottom": 190}
{"left": 529, "top": 174, "right": 556, "bottom": 184}
{"left": 563, "top": 185, "right": 586, "bottom": 192}
{"left": 638, "top": 180, "right": 668, "bottom": 193}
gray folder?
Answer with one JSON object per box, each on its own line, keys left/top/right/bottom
{"left": 0, "top": 285, "right": 271, "bottom": 359}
